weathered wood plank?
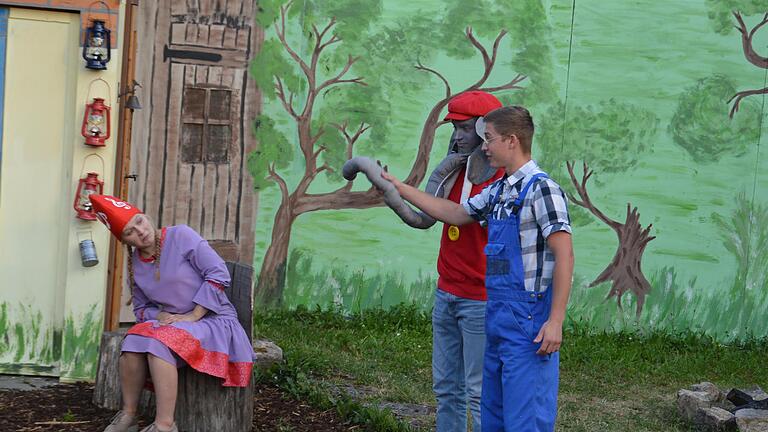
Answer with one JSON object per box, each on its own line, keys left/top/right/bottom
{"left": 195, "top": 64, "right": 208, "bottom": 85}
{"left": 187, "top": 0, "right": 200, "bottom": 14}
{"left": 171, "top": 23, "right": 186, "bottom": 45}
{"left": 144, "top": 2, "right": 172, "bottom": 223}
{"left": 197, "top": 23, "right": 210, "bottom": 46}
{"left": 223, "top": 26, "right": 237, "bottom": 49}
{"left": 129, "top": 0, "right": 159, "bottom": 212}
{"left": 225, "top": 0, "right": 242, "bottom": 17}
{"left": 175, "top": 164, "right": 193, "bottom": 227}
{"left": 209, "top": 24, "right": 225, "bottom": 47}
{"left": 213, "top": 163, "right": 229, "bottom": 239}
{"left": 171, "top": 0, "right": 187, "bottom": 15}
{"left": 220, "top": 66, "right": 235, "bottom": 88}
{"left": 160, "top": 63, "right": 186, "bottom": 227}
{"left": 202, "top": 162, "right": 217, "bottom": 238}
{"left": 208, "top": 66, "right": 223, "bottom": 85}
{"left": 241, "top": 0, "right": 253, "bottom": 18}
{"left": 184, "top": 63, "right": 196, "bottom": 87}
{"left": 199, "top": 0, "right": 214, "bottom": 17}
{"left": 174, "top": 65, "right": 196, "bottom": 226}
{"left": 236, "top": 27, "right": 249, "bottom": 51}
{"left": 189, "top": 163, "right": 205, "bottom": 237}
{"left": 185, "top": 22, "right": 198, "bottom": 44}
{"left": 223, "top": 68, "right": 240, "bottom": 240}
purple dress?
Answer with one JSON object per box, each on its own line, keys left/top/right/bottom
{"left": 122, "top": 225, "right": 254, "bottom": 387}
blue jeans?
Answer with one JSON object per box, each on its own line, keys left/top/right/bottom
{"left": 433, "top": 288, "right": 487, "bottom": 432}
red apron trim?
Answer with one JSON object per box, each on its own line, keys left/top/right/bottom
{"left": 127, "top": 321, "right": 252, "bottom": 387}
{"left": 206, "top": 280, "right": 226, "bottom": 291}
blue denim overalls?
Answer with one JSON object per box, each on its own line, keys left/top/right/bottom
{"left": 481, "top": 173, "right": 559, "bottom": 432}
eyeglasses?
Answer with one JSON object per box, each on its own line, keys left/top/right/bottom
{"left": 482, "top": 135, "right": 504, "bottom": 145}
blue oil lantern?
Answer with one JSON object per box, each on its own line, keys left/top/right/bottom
{"left": 82, "top": 20, "right": 111, "bottom": 70}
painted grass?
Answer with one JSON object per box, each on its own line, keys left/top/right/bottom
{"left": 255, "top": 306, "right": 768, "bottom": 431}
{"left": 282, "top": 239, "right": 768, "bottom": 343}
{"left": 281, "top": 248, "right": 436, "bottom": 313}
{"left": 568, "top": 194, "right": 768, "bottom": 342}
{"left": 0, "top": 302, "right": 102, "bottom": 380}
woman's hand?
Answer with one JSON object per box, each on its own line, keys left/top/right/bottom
{"left": 158, "top": 312, "right": 199, "bottom": 325}
{"left": 157, "top": 305, "right": 209, "bottom": 326}
{"left": 156, "top": 311, "right": 173, "bottom": 323}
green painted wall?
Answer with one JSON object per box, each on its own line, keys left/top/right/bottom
{"left": 251, "top": 0, "right": 768, "bottom": 341}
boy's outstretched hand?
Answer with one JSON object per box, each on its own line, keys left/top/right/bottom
{"left": 380, "top": 169, "right": 403, "bottom": 191}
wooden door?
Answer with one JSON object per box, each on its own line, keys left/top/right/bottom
{"left": 119, "top": 0, "right": 262, "bottom": 320}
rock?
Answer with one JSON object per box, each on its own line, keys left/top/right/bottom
{"left": 693, "top": 406, "right": 736, "bottom": 431}
{"left": 735, "top": 409, "right": 768, "bottom": 432}
{"left": 253, "top": 339, "right": 284, "bottom": 369}
{"left": 679, "top": 389, "right": 715, "bottom": 421}
{"left": 745, "top": 387, "right": 768, "bottom": 402}
{"left": 692, "top": 382, "right": 724, "bottom": 403}
{"left": 729, "top": 389, "right": 756, "bottom": 407}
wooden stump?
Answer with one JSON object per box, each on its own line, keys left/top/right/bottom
{"left": 92, "top": 331, "right": 124, "bottom": 411}
{"left": 92, "top": 262, "right": 278, "bottom": 432}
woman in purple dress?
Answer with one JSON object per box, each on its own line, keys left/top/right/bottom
{"left": 90, "top": 195, "right": 255, "bottom": 432}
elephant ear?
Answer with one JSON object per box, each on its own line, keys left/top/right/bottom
{"left": 467, "top": 146, "right": 496, "bottom": 185}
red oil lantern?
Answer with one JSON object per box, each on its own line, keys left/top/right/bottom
{"left": 74, "top": 172, "right": 104, "bottom": 220}
{"left": 81, "top": 98, "right": 111, "bottom": 146}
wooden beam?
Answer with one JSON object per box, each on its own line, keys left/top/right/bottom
{"left": 105, "top": 0, "right": 139, "bottom": 332}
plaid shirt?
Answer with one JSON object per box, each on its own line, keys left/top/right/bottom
{"left": 463, "top": 160, "right": 572, "bottom": 292}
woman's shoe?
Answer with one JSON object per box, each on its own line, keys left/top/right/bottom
{"left": 139, "top": 422, "right": 178, "bottom": 432}
{"left": 103, "top": 411, "right": 139, "bottom": 432}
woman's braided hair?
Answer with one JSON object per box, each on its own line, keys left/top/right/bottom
{"left": 124, "top": 227, "right": 162, "bottom": 305}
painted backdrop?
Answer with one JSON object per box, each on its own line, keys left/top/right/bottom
{"left": 249, "top": 0, "right": 768, "bottom": 341}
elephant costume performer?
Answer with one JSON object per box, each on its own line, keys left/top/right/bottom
{"left": 343, "top": 91, "right": 504, "bottom": 432}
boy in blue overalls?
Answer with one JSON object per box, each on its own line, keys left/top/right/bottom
{"left": 383, "top": 106, "right": 573, "bottom": 432}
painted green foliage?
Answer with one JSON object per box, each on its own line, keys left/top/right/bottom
{"left": 670, "top": 75, "right": 761, "bottom": 162}
{"left": 669, "top": 1, "right": 766, "bottom": 158}
{"left": 0, "top": 303, "right": 58, "bottom": 367}
{"left": 60, "top": 306, "right": 102, "bottom": 380}
{"left": 0, "top": 302, "right": 102, "bottom": 379}
{"left": 706, "top": 0, "right": 766, "bottom": 35}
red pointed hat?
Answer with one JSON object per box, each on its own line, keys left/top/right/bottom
{"left": 444, "top": 91, "right": 502, "bottom": 121}
{"left": 89, "top": 194, "right": 142, "bottom": 238}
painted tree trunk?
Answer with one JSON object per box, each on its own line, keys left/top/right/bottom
{"left": 589, "top": 205, "right": 655, "bottom": 317}
{"left": 567, "top": 162, "right": 656, "bottom": 316}
{"left": 255, "top": 201, "right": 295, "bottom": 306}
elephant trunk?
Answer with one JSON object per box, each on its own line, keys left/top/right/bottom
{"left": 342, "top": 154, "right": 467, "bottom": 229}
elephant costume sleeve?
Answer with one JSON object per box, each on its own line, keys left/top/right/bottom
{"left": 342, "top": 144, "right": 496, "bottom": 229}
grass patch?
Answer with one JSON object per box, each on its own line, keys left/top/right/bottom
{"left": 255, "top": 306, "right": 768, "bottom": 431}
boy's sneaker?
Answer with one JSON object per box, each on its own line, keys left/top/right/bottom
{"left": 103, "top": 411, "right": 138, "bottom": 432}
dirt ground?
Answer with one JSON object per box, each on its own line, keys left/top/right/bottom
{"left": 0, "top": 381, "right": 358, "bottom": 432}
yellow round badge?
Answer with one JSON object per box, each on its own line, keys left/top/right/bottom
{"left": 448, "top": 225, "right": 460, "bottom": 241}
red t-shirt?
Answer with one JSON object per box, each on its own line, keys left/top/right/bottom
{"left": 436, "top": 167, "right": 505, "bottom": 300}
